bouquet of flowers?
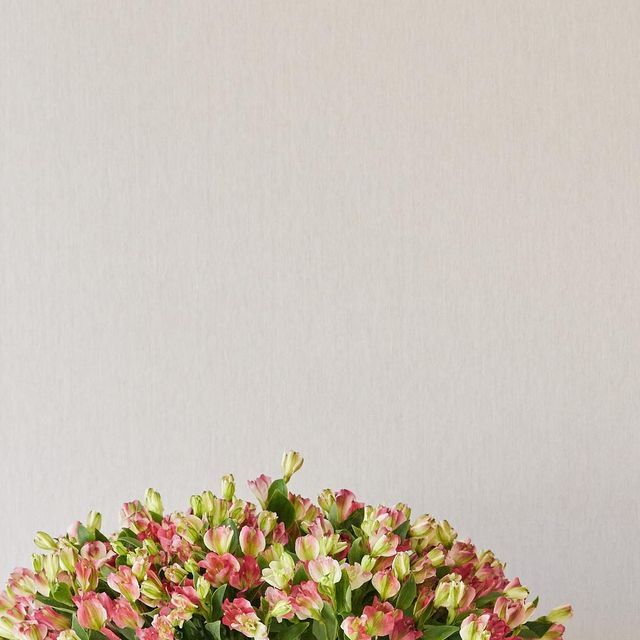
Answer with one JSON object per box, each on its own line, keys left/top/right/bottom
{"left": 0, "top": 452, "right": 571, "bottom": 640}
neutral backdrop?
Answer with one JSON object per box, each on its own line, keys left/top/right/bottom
{"left": 1, "top": 2, "right": 639, "bottom": 638}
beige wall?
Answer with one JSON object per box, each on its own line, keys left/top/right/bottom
{"left": 1, "top": 2, "right": 639, "bottom": 638}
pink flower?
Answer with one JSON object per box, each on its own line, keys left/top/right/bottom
{"left": 72, "top": 592, "right": 113, "bottom": 630}
{"left": 230, "top": 556, "right": 262, "bottom": 591}
{"left": 264, "top": 588, "right": 294, "bottom": 622}
{"left": 239, "top": 527, "right": 266, "bottom": 557}
{"left": 80, "top": 542, "right": 114, "bottom": 568}
{"left": 341, "top": 616, "right": 371, "bottom": 640}
{"left": 334, "top": 490, "right": 364, "bottom": 523}
{"left": 75, "top": 559, "right": 98, "bottom": 593}
{"left": 221, "top": 598, "right": 267, "bottom": 640}
{"left": 33, "top": 607, "right": 70, "bottom": 631}
{"left": 494, "top": 596, "right": 535, "bottom": 628}
{"left": 111, "top": 598, "right": 143, "bottom": 629}
{"left": 198, "top": 553, "right": 240, "bottom": 587}
{"left": 295, "top": 535, "right": 320, "bottom": 561}
{"left": 372, "top": 570, "right": 401, "bottom": 600}
{"left": 203, "top": 526, "right": 234, "bottom": 554}
{"left": 247, "top": 475, "right": 271, "bottom": 509}
{"left": 107, "top": 566, "right": 140, "bottom": 602}
{"left": 15, "top": 621, "right": 47, "bottom": 640}
{"left": 362, "top": 599, "right": 400, "bottom": 637}
{"left": 390, "top": 617, "right": 421, "bottom": 640}
{"left": 136, "top": 627, "right": 159, "bottom": 640}
{"left": 289, "top": 581, "right": 324, "bottom": 621}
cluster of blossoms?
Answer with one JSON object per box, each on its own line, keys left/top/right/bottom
{"left": 0, "top": 453, "right": 571, "bottom": 640}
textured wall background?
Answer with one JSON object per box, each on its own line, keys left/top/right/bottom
{"left": 1, "top": 2, "right": 639, "bottom": 638}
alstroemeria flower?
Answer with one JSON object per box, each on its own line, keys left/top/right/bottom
{"left": 80, "top": 542, "right": 114, "bottom": 568}
{"left": 72, "top": 592, "right": 112, "bottom": 631}
{"left": 198, "top": 553, "right": 240, "bottom": 587}
{"left": 503, "top": 577, "right": 529, "bottom": 600}
{"left": 493, "top": 596, "right": 535, "bottom": 628}
{"left": 75, "top": 559, "right": 98, "bottom": 593}
{"left": 230, "top": 556, "right": 262, "bottom": 591}
{"left": 262, "top": 553, "right": 295, "bottom": 590}
{"left": 15, "top": 621, "right": 48, "bottom": 640}
{"left": 460, "top": 614, "right": 491, "bottom": 640}
{"left": 334, "top": 490, "right": 364, "bottom": 523}
{"left": 341, "top": 616, "right": 371, "bottom": 640}
{"left": 372, "top": 570, "right": 401, "bottom": 600}
{"left": 221, "top": 598, "right": 267, "bottom": 640}
{"left": 390, "top": 616, "right": 421, "bottom": 640}
{"left": 362, "top": 599, "right": 399, "bottom": 637}
{"left": 307, "top": 556, "right": 341, "bottom": 586}
{"left": 345, "top": 562, "right": 372, "bottom": 589}
{"left": 265, "top": 587, "right": 294, "bottom": 622}
{"left": 289, "top": 581, "right": 324, "bottom": 621}
{"left": 33, "top": 607, "right": 70, "bottom": 631}
{"left": 111, "top": 598, "right": 143, "bottom": 629}
{"left": 369, "top": 532, "right": 400, "bottom": 558}
{"left": 247, "top": 475, "right": 271, "bottom": 509}
{"left": 434, "top": 574, "right": 476, "bottom": 622}
{"left": 239, "top": 527, "right": 265, "bottom": 557}
{"left": 203, "top": 526, "right": 235, "bottom": 554}
{"left": 295, "top": 535, "right": 320, "bottom": 562}
{"left": 107, "top": 566, "right": 140, "bottom": 603}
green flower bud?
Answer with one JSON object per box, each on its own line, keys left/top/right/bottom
{"left": 86, "top": 511, "right": 102, "bottom": 531}
{"left": 221, "top": 475, "right": 235, "bottom": 501}
{"left": 190, "top": 495, "right": 203, "bottom": 517}
{"left": 145, "top": 489, "right": 163, "bottom": 516}
{"left": 31, "top": 554, "right": 44, "bottom": 572}
{"left": 34, "top": 531, "right": 57, "bottom": 552}
{"left": 281, "top": 451, "right": 304, "bottom": 483}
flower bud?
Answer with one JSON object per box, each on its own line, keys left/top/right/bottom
{"left": 190, "top": 495, "right": 203, "bottom": 517}
{"left": 392, "top": 552, "right": 411, "bottom": 581}
{"left": 210, "top": 498, "right": 228, "bottom": 527}
{"left": 204, "top": 526, "right": 234, "bottom": 554}
{"left": 143, "top": 538, "right": 160, "bottom": 556}
{"left": 409, "top": 515, "right": 435, "bottom": 538}
{"left": 140, "top": 572, "right": 166, "bottom": 605}
{"left": 257, "top": 511, "right": 277, "bottom": 536}
{"left": 221, "top": 475, "right": 235, "bottom": 501}
{"left": 372, "top": 570, "right": 400, "bottom": 600}
{"left": 58, "top": 631, "right": 82, "bottom": 640}
{"left": 184, "top": 559, "right": 200, "bottom": 576}
{"left": 239, "top": 527, "right": 266, "bottom": 557}
{"left": 0, "top": 618, "right": 17, "bottom": 640}
{"left": 43, "top": 555, "right": 60, "bottom": 582}
{"left": 164, "top": 564, "right": 188, "bottom": 584}
{"left": 360, "top": 555, "right": 377, "bottom": 573}
{"left": 86, "top": 511, "right": 102, "bottom": 531}
{"left": 434, "top": 574, "right": 473, "bottom": 623}
{"left": 34, "top": 532, "right": 57, "bottom": 552}
{"left": 31, "top": 554, "right": 44, "bottom": 573}
{"left": 58, "top": 544, "right": 77, "bottom": 574}
{"left": 196, "top": 576, "right": 211, "bottom": 601}
{"left": 175, "top": 515, "right": 204, "bottom": 544}
{"left": 144, "top": 489, "right": 163, "bottom": 516}
{"left": 427, "top": 548, "right": 445, "bottom": 567}
{"left": 75, "top": 559, "right": 98, "bottom": 592}
{"left": 435, "top": 520, "right": 457, "bottom": 547}
{"left": 281, "top": 451, "right": 304, "bottom": 482}
{"left": 460, "top": 614, "right": 491, "bottom": 640}
{"left": 504, "top": 578, "right": 529, "bottom": 600}
{"left": 200, "top": 491, "right": 215, "bottom": 514}
{"left": 317, "top": 489, "right": 335, "bottom": 514}
{"left": 295, "top": 535, "right": 320, "bottom": 561}
{"left": 546, "top": 605, "right": 573, "bottom": 623}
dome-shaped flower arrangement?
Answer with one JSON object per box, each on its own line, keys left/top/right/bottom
{"left": 0, "top": 453, "right": 571, "bottom": 640}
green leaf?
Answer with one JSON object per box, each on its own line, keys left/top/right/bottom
{"left": 52, "top": 583, "right": 74, "bottom": 606}
{"left": 34, "top": 594, "right": 75, "bottom": 614}
{"left": 205, "top": 622, "right": 222, "bottom": 640}
{"left": 520, "top": 621, "right": 554, "bottom": 638}
{"left": 320, "top": 604, "right": 338, "bottom": 640}
{"left": 77, "top": 524, "right": 95, "bottom": 546}
{"left": 89, "top": 631, "right": 111, "bottom": 640}
{"left": 268, "top": 479, "right": 289, "bottom": 501}
{"left": 211, "top": 584, "right": 227, "bottom": 621}
{"left": 347, "top": 538, "right": 365, "bottom": 564}
{"left": 340, "top": 508, "right": 364, "bottom": 530}
{"left": 394, "top": 520, "right": 410, "bottom": 540}
{"left": 473, "top": 591, "right": 502, "bottom": 608}
{"left": 435, "top": 566, "right": 450, "bottom": 579}
{"left": 396, "top": 575, "right": 416, "bottom": 611}
{"left": 278, "top": 622, "right": 309, "bottom": 640}
{"left": 292, "top": 564, "right": 309, "bottom": 585}
{"left": 422, "top": 625, "right": 459, "bottom": 640}
{"left": 116, "top": 629, "right": 138, "bottom": 640}
{"left": 267, "top": 492, "right": 296, "bottom": 528}
{"left": 334, "top": 570, "right": 352, "bottom": 614}
{"left": 72, "top": 615, "right": 90, "bottom": 640}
